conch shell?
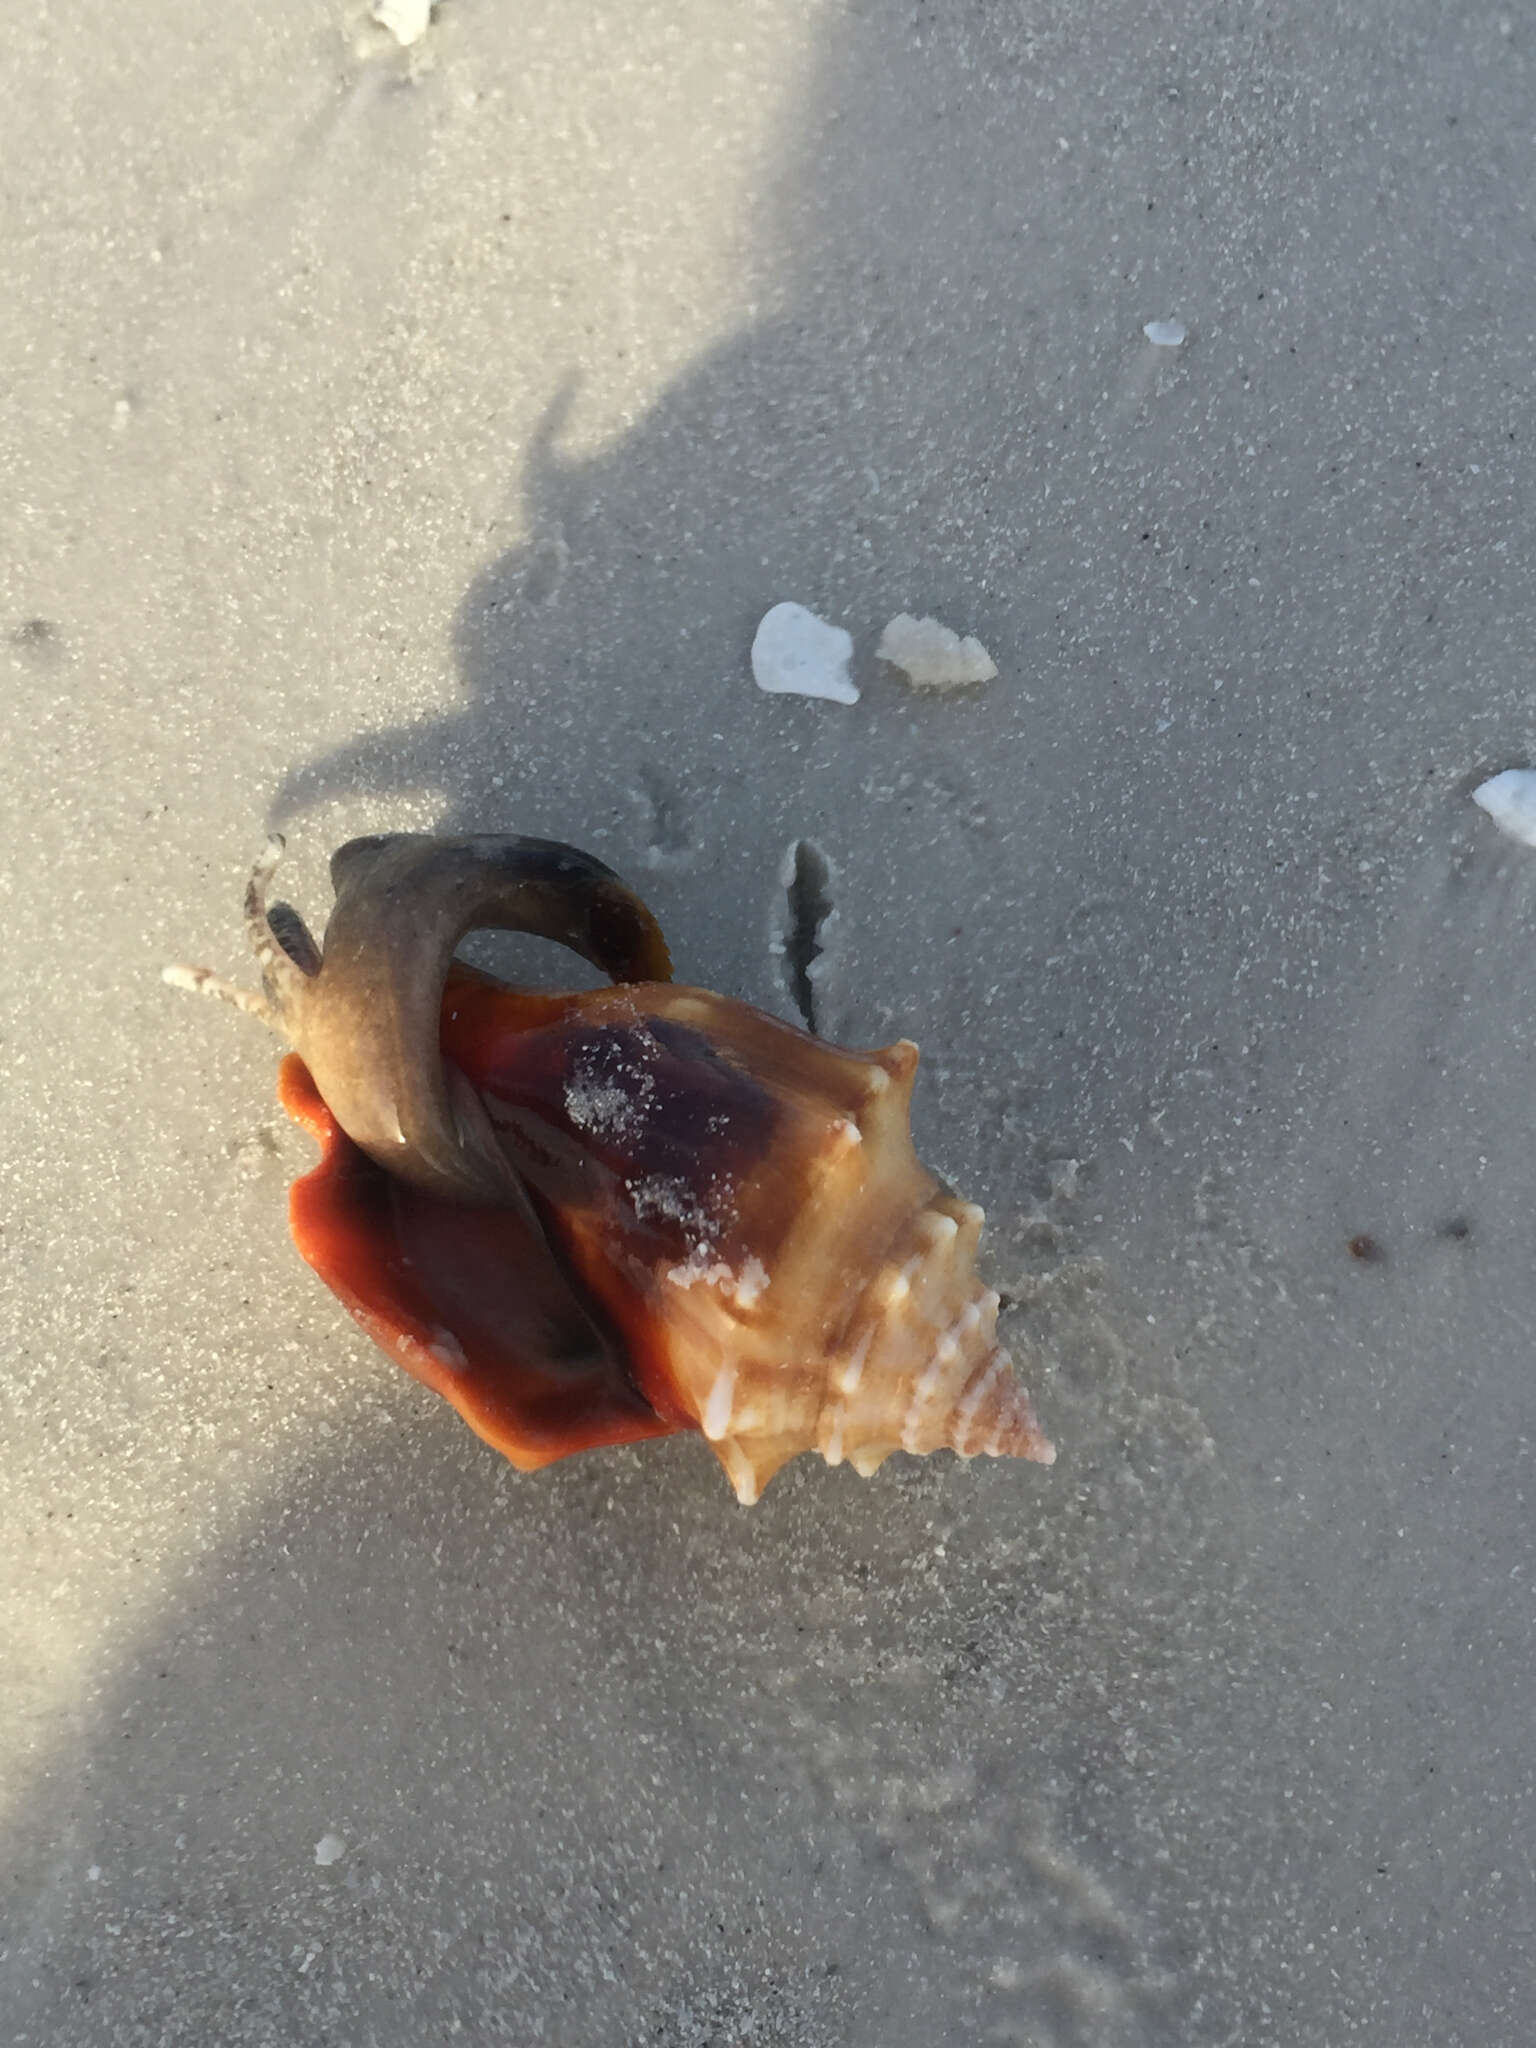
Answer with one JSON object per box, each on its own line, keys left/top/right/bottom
{"left": 167, "top": 834, "right": 1054, "bottom": 1503}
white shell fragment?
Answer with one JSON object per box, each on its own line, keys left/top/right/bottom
{"left": 1472, "top": 768, "right": 1536, "bottom": 848}
{"left": 313, "top": 1834, "right": 347, "bottom": 1867}
{"left": 876, "top": 612, "right": 998, "bottom": 691}
{"left": 372, "top": 0, "right": 432, "bottom": 46}
{"left": 751, "top": 602, "right": 858, "bottom": 705}
{"left": 1143, "top": 319, "right": 1187, "bottom": 347}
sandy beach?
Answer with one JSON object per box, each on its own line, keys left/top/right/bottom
{"left": 3, "top": 4, "right": 1532, "bottom": 2040}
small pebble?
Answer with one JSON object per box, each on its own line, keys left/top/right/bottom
{"left": 314, "top": 1833, "right": 347, "bottom": 1867}
{"left": 1143, "top": 319, "right": 1187, "bottom": 347}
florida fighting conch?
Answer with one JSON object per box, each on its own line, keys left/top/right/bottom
{"left": 166, "top": 834, "right": 1054, "bottom": 1504}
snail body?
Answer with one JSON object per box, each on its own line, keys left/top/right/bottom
{"left": 168, "top": 835, "right": 1053, "bottom": 1503}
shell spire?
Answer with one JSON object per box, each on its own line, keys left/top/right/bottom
{"left": 679, "top": 1094, "right": 1056, "bottom": 1504}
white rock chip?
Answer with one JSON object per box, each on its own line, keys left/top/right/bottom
{"left": 314, "top": 1833, "right": 347, "bottom": 1867}
{"left": 750, "top": 602, "right": 858, "bottom": 704}
{"left": 876, "top": 612, "right": 998, "bottom": 690}
{"left": 1143, "top": 318, "right": 1187, "bottom": 347}
{"left": 1472, "top": 768, "right": 1536, "bottom": 848}
{"left": 373, "top": 0, "right": 432, "bottom": 47}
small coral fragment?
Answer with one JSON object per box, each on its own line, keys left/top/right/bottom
{"left": 876, "top": 613, "right": 998, "bottom": 691}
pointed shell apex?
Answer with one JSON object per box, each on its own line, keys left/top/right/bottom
{"left": 875, "top": 1039, "right": 920, "bottom": 1084}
